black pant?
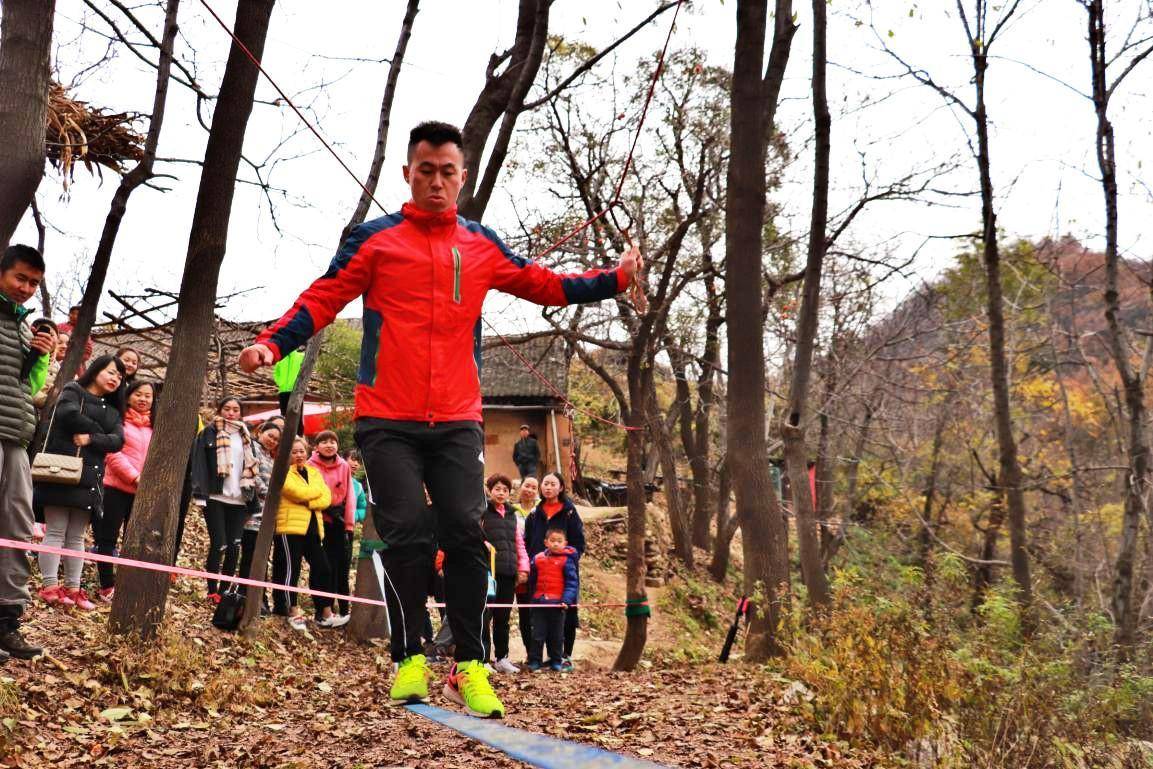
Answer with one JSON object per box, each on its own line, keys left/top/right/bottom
{"left": 95, "top": 487, "right": 135, "bottom": 589}
{"left": 202, "top": 499, "right": 248, "bottom": 595}
{"left": 564, "top": 606, "right": 579, "bottom": 658}
{"left": 529, "top": 602, "right": 565, "bottom": 664}
{"left": 271, "top": 514, "right": 333, "bottom": 618}
{"left": 517, "top": 463, "right": 537, "bottom": 480}
{"left": 356, "top": 419, "right": 488, "bottom": 663}
{"left": 236, "top": 529, "right": 270, "bottom": 609}
{"left": 516, "top": 591, "right": 533, "bottom": 656}
{"left": 172, "top": 467, "right": 192, "bottom": 564}
{"left": 323, "top": 516, "right": 351, "bottom": 615}
{"left": 482, "top": 573, "right": 517, "bottom": 662}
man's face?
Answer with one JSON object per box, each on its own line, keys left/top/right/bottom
{"left": 403, "top": 141, "right": 466, "bottom": 213}
{"left": 519, "top": 428, "right": 529, "bottom": 439}
{"left": 0, "top": 261, "right": 44, "bottom": 305}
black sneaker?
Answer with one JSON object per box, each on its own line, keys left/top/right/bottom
{"left": 0, "top": 630, "right": 42, "bottom": 660}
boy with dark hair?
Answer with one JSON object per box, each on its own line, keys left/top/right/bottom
{"left": 240, "top": 119, "right": 639, "bottom": 718}
{"left": 525, "top": 527, "right": 579, "bottom": 673}
{"left": 0, "top": 245, "right": 55, "bottom": 661}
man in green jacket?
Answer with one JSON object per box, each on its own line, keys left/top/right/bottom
{"left": 0, "top": 245, "right": 56, "bottom": 661}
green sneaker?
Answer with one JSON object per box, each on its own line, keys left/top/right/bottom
{"left": 390, "top": 654, "right": 431, "bottom": 704}
{"left": 443, "top": 660, "right": 506, "bottom": 718}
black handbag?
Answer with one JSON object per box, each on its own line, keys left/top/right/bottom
{"left": 211, "top": 590, "right": 245, "bottom": 631}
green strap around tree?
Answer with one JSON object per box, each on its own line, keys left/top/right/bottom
{"left": 358, "top": 538, "right": 387, "bottom": 559}
{"left": 625, "top": 596, "right": 652, "bottom": 618}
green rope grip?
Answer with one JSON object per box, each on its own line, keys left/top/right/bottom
{"left": 625, "top": 597, "right": 651, "bottom": 618}
{"left": 358, "top": 538, "right": 387, "bottom": 559}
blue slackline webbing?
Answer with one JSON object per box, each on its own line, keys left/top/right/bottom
{"left": 405, "top": 704, "right": 671, "bottom": 769}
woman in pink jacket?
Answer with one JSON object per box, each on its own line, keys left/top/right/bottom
{"left": 310, "top": 430, "right": 357, "bottom": 616}
{"left": 94, "top": 380, "right": 156, "bottom": 602}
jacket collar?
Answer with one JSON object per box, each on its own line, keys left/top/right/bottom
{"left": 402, "top": 201, "right": 458, "bottom": 230}
{"left": 0, "top": 291, "right": 30, "bottom": 321}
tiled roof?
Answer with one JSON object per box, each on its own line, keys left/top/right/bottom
{"left": 92, "top": 317, "right": 280, "bottom": 402}
{"left": 481, "top": 333, "right": 569, "bottom": 403}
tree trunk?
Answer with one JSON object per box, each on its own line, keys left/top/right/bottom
{"left": 613, "top": 362, "right": 650, "bottom": 671}
{"left": 651, "top": 379, "right": 692, "bottom": 567}
{"left": 110, "top": 0, "right": 276, "bottom": 638}
{"left": 457, "top": 0, "right": 548, "bottom": 221}
{"left": 691, "top": 252, "right": 723, "bottom": 549}
{"left": 29, "top": 200, "right": 51, "bottom": 315}
{"left": 971, "top": 46, "right": 1032, "bottom": 609}
{"left": 725, "top": 0, "right": 794, "bottom": 659}
{"left": 346, "top": 509, "right": 389, "bottom": 641}
{"left": 780, "top": 0, "right": 832, "bottom": 610}
{"left": 239, "top": 337, "right": 321, "bottom": 635}
{"left": 0, "top": 0, "right": 54, "bottom": 251}
{"left": 844, "top": 401, "right": 873, "bottom": 522}
{"left": 709, "top": 459, "right": 736, "bottom": 582}
{"left": 1085, "top": 0, "right": 1149, "bottom": 652}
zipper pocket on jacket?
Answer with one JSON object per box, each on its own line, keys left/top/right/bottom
{"left": 451, "top": 247, "right": 462, "bottom": 304}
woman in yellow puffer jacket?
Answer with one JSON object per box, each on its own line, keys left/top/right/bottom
{"left": 271, "top": 437, "right": 348, "bottom": 630}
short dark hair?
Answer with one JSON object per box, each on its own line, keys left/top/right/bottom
{"left": 407, "top": 121, "right": 464, "bottom": 162}
{"left": 486, "top": 473, "right": 512, "bottom": 492}
{"left": 545, "top": 526, "right": 568, "bottom": 542}
{"left": 1, "top": 245, "right": 44, "bottom": 274}
{"left": 258, "top": 420, "right": 281, "bottom": 435}
{"left": 314, "top": 430, "right": 339, "bottom": 445}
{"left": 31, "top": 318, "right": 57, "bottom": 333}
{"left": 69, "top": 304, "right": 81, "bottom": 313}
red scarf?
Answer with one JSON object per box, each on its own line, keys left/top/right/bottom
{"left": 125, "top": 407, "right": 151, "bottom": 429}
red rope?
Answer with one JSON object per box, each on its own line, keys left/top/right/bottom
{"left": 482, "top": 318, "right": 639, "bottom": 431}
{"left": 201, "top": 0, "right": 683, "bottom": 433}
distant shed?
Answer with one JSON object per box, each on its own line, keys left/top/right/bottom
{"left": 480, "top": 333, "right": 574, "bottom": 484}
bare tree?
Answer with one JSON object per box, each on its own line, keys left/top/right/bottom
{"left": 877, "top": 0, "right": 1033, "bottom": 608}
{"left": 725, "top": 0, "right": 796, "bottom": 658}
{"left": 1081, "top": 0, "right": 1153, "bottom": 652}
{"left": 0, "top": 1, "right": 55, "bottom": 251}
{"left": 781, "top": 0, "right": 833, "bottom": 609}
{"left": 111, "top": 0, "right": 277, "bottom": 638}
{"left": 48, "top": 0, "right": 181, "bottom": 409}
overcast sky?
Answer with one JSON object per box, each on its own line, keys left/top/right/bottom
{"left": 12, "top": 0, "right": 1153, "bottom": 333}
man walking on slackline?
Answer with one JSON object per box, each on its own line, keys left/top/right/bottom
{"left": 240, "top": 121, "right": 639, "bottom": 718}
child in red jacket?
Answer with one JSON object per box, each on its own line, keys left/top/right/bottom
{"left": 525, "top": 527, "right": 580, "bottom": 672}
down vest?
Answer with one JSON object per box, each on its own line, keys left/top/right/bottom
{"left": 0, "top": 294, "right": 37, "bottom": 445}
{"left": 256, "top": 201, "right": 627, "bottom": 423}
{"left": 35, "top": 382, "right": 124, "bottom": 514}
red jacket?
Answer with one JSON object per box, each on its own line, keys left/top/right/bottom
{"left": 528, "top": 546, "right": 580, "bottom": 605}
{"left": 256, "top": 202, "right": 627, "bottom": 423}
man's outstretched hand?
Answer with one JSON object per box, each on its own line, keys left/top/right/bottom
{"left": 239, "top": 343, "right": 275, "bottom": 373}
{"left": 618, "top": 245, "right": 642, "bottom": 279}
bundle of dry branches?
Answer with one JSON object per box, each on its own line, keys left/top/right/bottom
{"left": 45, "top": 82, "right": 144, "bottom": 190}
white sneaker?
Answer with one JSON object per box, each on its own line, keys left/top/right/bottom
{"left": 493, "top": 657, "right": 519, "bottom": 674}
{"left": 287, "top": 615, "right": 307, "bottom": 631}
{"left": 317, "top": 613, "right": 350, "bottom": 629}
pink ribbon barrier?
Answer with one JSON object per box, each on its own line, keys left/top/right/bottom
{"left": 0, "top": 537, "right": 645, "bottom": 611}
